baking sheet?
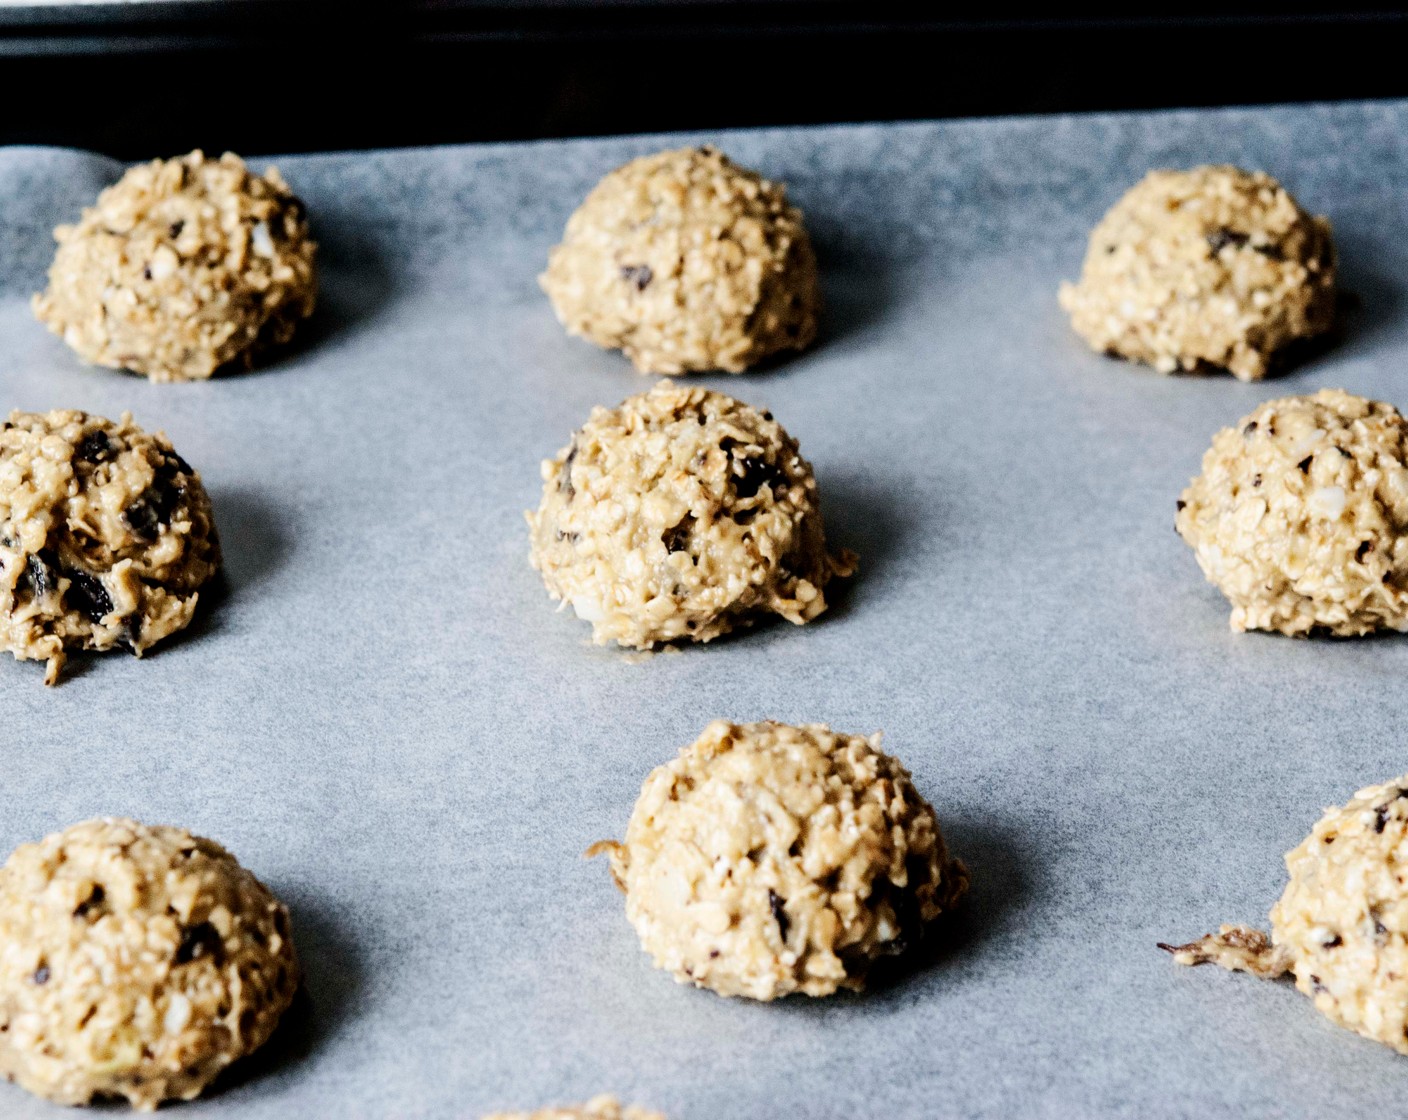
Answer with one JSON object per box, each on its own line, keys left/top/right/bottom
{"left": 2, "top": 100, "right": 1408, "bottom": 1118}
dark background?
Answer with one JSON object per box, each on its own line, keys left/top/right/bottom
{"left": 2, "top": 0, "right": 1407, "bottom": 156}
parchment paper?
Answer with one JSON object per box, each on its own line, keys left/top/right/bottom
{"left": 2, "top": 100, "right": 1408, "bottom": 1118}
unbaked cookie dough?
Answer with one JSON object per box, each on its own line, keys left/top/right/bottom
{"left": 1058, "top": 165, "right": 1335, "bottom": 381}
{"left": 1162, "top": 774, "right": 1408, "bottom": 1055}
{"left": 0, "top": 410, "right": 220, "bottom": 684}
{"left": 33, "top": 150, "right": 317, "bottom": 382}
{"left": 591, "top": 720, "right": 969, "bottom": 1001}
{"left": 539, "top": 146, "right": 819, "bottom": 374}
{"left": 0, "top": 818, "right": 298, "bottom": 1110}
{"left": 1176, "top": 389, "right": 1408, "bottom": 636}
{"left": 482, "top": 1096, "right": 665, "bottom": 1120}
{"left": 527, "top": 381, "right": 854, "bottom": 648}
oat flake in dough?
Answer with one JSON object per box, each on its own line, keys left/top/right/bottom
{"left": 1059, "top": 165, "right": 1335, "bottom": 381}
{"left": 1163, "top": 775, "right": 1408, "bottom": 1055}
{"left": 1176, "top": 389, "right": 1408, "bottom": 636}
{"left": 0, "top": 818, "right": 298, "bottom": 1110}
{"left": 540, "top": 146, "right": 819, "bottom": 374}
{"left": 591, "top": 720, "right": 969, "bottom": 1001}
{"left": 527, "top": 381, "right": 854, "bottom": 649}
{"left": 482, "top": 1095, "right": 665, "bottom": 1120}
{"left": 33, "top": 149, "right": 317, "bottom": 382}
{"left": 0, "top": 410, "right": 220, "bottom": 684}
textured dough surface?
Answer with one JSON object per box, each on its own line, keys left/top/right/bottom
{"left": 1176, "top": 389, "right": 1408, "bottom": 636}
{"left": 540, "top": 146, "right": 819, "bottom": 374}
{"left": 0, "top": 410, "right": 221, "bottom": 684}
{"left": 482, "top": 1095, "right": 665, "bottom": 1120}
{"left": 1058, "top": 165, "right": 1335, "bottom": 381}
{"left": 33, "top": 150, "right": 317, "bottom": 382}
{"left": 1161, "top": 924, "right": 1292, "bottom": 979}
{"left": 1165, "top": 775, "right": 1408, "bottom": 1055}
{"left": 527, "top": 381, "right": 853, "bottom": 649}
{"left": 0, "top": 818, "right": 298, "bottom": 1110}
{"left": 593, "top": 720, "right": 968, "bottom": 1001}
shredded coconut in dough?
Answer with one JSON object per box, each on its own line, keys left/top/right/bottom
{"left": 0, "top": 818, "right": 298, "bottom": 1110}
{"left": 482, "top": 1095, "right": 665, "bottom": 1120}
{"left": 1176, "top": 389, "right": 1408, "bottom": 636}
{"left": 1159, "top": 924, "right": 1292, "bottom": 979}
{"left": 1059, "top": 165, "right": 1335, "bottom": 380}
{"left": 540, "top": 146, "right": 819, "bottom": 374}
{"left": 592, "top": 720, "right": 968, "bottom": 1001}
{"left": 1164, "top": 775, "right": 1408, "bottom": 1054}
{"left": 0, "top": 410, "right": 220, "bottom": 684}
{"left": 33, "top": 150, "right": 317, "bottom": 382}
{"left": 527, "top": 381, "right": 854, "bottom": 649}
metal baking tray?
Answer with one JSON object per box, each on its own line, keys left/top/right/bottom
{"left": 2, "top": 99, "right": 1406, "bottom": 1117}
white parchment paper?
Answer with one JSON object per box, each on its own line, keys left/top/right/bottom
{"left": 1, "top": 101, "right": 1407, "bottom": 1117}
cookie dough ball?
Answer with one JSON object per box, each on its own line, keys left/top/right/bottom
{"left": 1058, "top": 165, "right": 1335, "bottom": 381}
{"left": 33, "top": 150, "right": 317, "bottom": 382}
{"left": 527, "top": 381, "right": 854, "bottom": 649}
{"left": 0, "top": 410, "right": 220, "bottom": 684}
{"left": 592, "top": 720, "right": 968, "bottom": 1001}
{"left": 540, "top": 146, "right": 819, "bottom": 374}
{"left": 1176, "top": 389, "right": 1408, "bottom": 636}
{"left": 0, "top": 818, "right": 298, "bottom": 1109}
{"left": 483, "top": 1096, "right": 665, "bottom": 1120}
{"left": 1164, "top": 774, "right": 1408, "bottom": 1054}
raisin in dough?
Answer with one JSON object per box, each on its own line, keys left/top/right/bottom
{"left": 33, "top": 150, "right": 317, "bottom": 382}
{"left": 527, "top": 381, "right": 854, "bottom": 649}
{"left": 0, "top": 818, "right": 298, "bottom": 1110}
{"left": 591, "top": 720, "right": 969, "bottom": 1001}
{"left": 1058, "top": 165, "right": 1335, "bottom": 381}
{"left": 1176, "top": 389, "right": 1408, "bottom": 636}
{"left": 482, "top": 1096, "right": 665, "bottom": 1120}
{"left": 539, "top": 146, "right": 819, "bottom": 374}
{"left": 0, "top": 410, "right": 220, "bottom": 684}
{"left": 1163, "top": 775, "right": 1408, "bottom": 1055}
